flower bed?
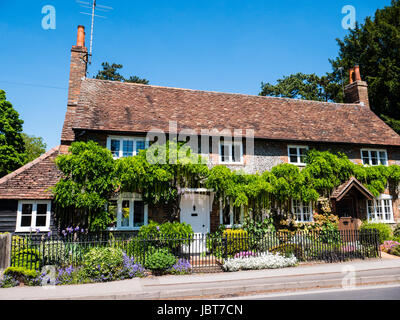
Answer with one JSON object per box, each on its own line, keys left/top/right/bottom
{"left": 381, "top": 240, "right": 400, "bottom": 256}
{"left": 222, "top": 252, "right": 298, "bottom": 272}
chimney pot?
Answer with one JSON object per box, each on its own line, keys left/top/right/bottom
{"left": 354, "top": 65, "right": 362, "bottom": 81}
{"left": 77, "top": 25, "right": 85, "bottom": 47}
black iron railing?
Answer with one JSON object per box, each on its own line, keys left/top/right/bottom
{"left": 9, "top": 229, "right": 380, "bottom": 272}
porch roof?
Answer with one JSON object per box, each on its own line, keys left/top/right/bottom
{"left": 330, "top": 177, "right": 375, "bottom": 202}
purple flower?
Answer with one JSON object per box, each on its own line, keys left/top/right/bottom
{"left": 156, "top": 226, "right": 160, "bottom": 231}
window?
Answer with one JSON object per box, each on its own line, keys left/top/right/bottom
{"left": 288, "top": 146, "right": 309, "bottom": 165}
{"left": 16, "top": 201, "right": 51, "bottom": 232}
{"left": 361, "top": 149, "right": 388, "bottom": 166}
{"left": 292, "top": 200, "right": 313, "bottom": 222}
{"left": 220, "top": 201, "right": 244, "bottom": 227}
{"left": 367, "top": 195, "right": 394, "bottom": 223}
{"left": 108, "top": 193, "right": 148, "bottom": 230}
{"left": 107, "top": 136, "right": 149, "bottom": 159}
{"left": 219, "top": 141, "right": 243, "bottom": 164}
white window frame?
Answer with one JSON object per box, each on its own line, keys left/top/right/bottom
{"left": 16, "top": 200, "right": 51, "bottom": 233}
{"left": 219, "top": 200, "right": 244, "bottom": 228}
{"left": 288, "top": 145, "right": 309, "bottom": 166}
{"left": 108, "top": 193, "right": 148, "bottom": 231}
{"left": 361, "top": 149, "right": 388, "bottom": 166}
{"left": 291, "top": 199, "right": 313, "bottom": 223}
{"left": 367, "top": 194, "right": 395, "bottom": 223}
{"left": 106, "top": 136, "right": 149, "bottom": 159}
{"left": 219, "top": 140, "right": 244, "bottom": 164}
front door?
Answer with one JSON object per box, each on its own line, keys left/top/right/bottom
{"left": 180, "top": 193, "right": 210, "bottom": 234}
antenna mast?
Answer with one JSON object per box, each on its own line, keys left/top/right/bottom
{"left": 76, "top": 0, "right": 113, "bottom": 65}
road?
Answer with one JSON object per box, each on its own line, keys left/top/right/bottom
{"left": 232, "top": 284, "right": 400, "bottom": 300}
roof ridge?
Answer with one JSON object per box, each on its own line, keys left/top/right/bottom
{"left": 0, "top": 146, "right": 60, "bottom": 185}
{"left": 83, "top": 78, "right": 362, "bottom": 108}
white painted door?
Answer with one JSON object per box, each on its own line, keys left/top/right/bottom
{"left": 180, "top": 193, "right": 210, "bottom": 234}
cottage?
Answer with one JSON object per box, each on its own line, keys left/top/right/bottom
{"left": 1, "top": 25, "right": 400, "bottom": 234}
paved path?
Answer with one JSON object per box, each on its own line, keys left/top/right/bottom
{"left": 0, "top": 258, "right": 400, "bottom": 300}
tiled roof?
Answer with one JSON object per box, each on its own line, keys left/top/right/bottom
{"left": 62, "top": 78, "right": 400, "bottom": 146}
{"left": 331, "top": 177, "right": 374, "bottom": 201}
{"left": 0, "top": 146, "right": 62, "bottom": 200}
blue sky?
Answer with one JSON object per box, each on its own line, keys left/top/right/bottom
{"left": 0, "top": 0, "right": 391, "bottom": 150}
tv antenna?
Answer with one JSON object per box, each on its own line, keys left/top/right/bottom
{"left": 76, "top": 0, "right": 113, "bottom": 64}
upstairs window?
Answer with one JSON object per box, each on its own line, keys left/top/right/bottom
{"left": 107, "top": 136, "right": 149, "bottom": 159}
{"left": 219, "top": 141, "right": 243, "bottom": 164}
{"left": 16, "top": 201, "right": 51, "bottom": 232}
{"left": 288, "top": 145, "right": 308, "bottom": 166}
{"left": 361, "top": 149, "right": 388, "bottom": 166}
{"left": 292, "top": 200, "right": 313, "bottom": 223}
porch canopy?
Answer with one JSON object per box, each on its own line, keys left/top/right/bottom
{"left": 330, "top": 177, "right": 375, "bottom": 227}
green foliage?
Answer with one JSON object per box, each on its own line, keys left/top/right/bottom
{"left": 242, "top": 215, "right": 275, "bottom": 237}
{"left": 223, "top": 229, "right": 249, "bottom": 256}
{"left": 260, "top": 73, "right": 341, "bottom": 102}
{"left": 360, "top": 222, "right": 393, "bottom": 244}
{"left": 394, "top": 224, "right": 400, "bottom": 238}
{"left": 95, "top": 62, "right": 149, "bottom": 84}
{"left": 40, "top": 240, "right": 66, "bottom": 264}
{"left": 0, "top": 90, "right": 26, "bottom": 177}
{"left": 269, "top": 243, "right": 304, "bottom": 259}
{"left": 330, "top": 0, "right": 400, "bottom": 132}
{"left": 82, "top": 247, "right": 125, "bottom": 281}
{"left": 21, "top": 133, "right": 46, "bottom": 164}
{"left": 3, "top": 266, "right": 38, "bottom": 285}
{"left": 53, "top": 141, "right": 117, "bottom": 231}
{"left": 144, "top": 251, "right": 176, "bottom": 273}
{"left": 137, "top": 220, "right": 193, "bottom": 239}
{"left": 11, "top": 248, "right": 41, "bottom": 270}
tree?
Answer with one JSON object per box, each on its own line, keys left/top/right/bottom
{"left": 260, "top": 73, "right": 341, "bottom": 102}
{"left": 94, "top": 62, "right": 149, "bottom": 84}
{"left": 329, "top": 0, "right": 400, "bottom": 132}
{"left": 22, "top": 133, "right": 47, "bottom": 164}
{"left": 0, "top": 90, "right": 26, "bottom": 178}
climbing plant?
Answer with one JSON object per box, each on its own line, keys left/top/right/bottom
{"left": 53, "top": 141, "right": 400, "bottom": 231}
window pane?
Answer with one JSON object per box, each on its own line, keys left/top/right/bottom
{"left": 21, "top": 204, "right": 32, "bottom": 227}
{"left": 383, "top": 199, "right": 392, "bottom": 221}
{"left": 136, "top": 141, "right": 146, "bottom": 154}
{"left": 121, "top": 200, "right": 130, "bottom": 227}
{"left": 220, "top": 144, "right": 230, "bottom": 162}
{"left": 370, "top": 151, "right": 378, "bottom": 165}
{"left": 233, "top": 206, "right": 242, "bottom": 225}
{"left": 134, "top": 201, "right": 145, "bottom": 228}
{"left": 123, "top": 140, "right": 134, "bottom": 157}
{"left": 222, "top": 204, "right": 230, "bottom": 225}
{"left": 232, "top": 144, "right": 241, "bottom": 163}
{"left": 111, "top": 140, "right": 120, "bottom": 157}
{"left": 108, "top": 200, "right": 118, "bottom": 228}
{"left": 299, "top": 148, "right": 307, "bottom": 164}
{"left": 379, "top": 152, "right": 387, "bottom": 165}
{"left": 37, "top": 204, "right": 47, "bottom": 215}
{"left": 36, "top": 216, "right": 47, "bottom": 227}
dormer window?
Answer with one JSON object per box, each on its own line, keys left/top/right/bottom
{"left": 107, "top": 136, "right": 149, "bottom": 159}
{"left": 288, "top": 145, "right": 309, "bottom": 166}
{"left": 361, "top": 149, "right": 388, "bottom": 166}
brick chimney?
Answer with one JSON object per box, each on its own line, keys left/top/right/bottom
{"left": 67, "top": 25, "right": 88, "bottom": 106}
{"left": 344, "top": 65, "right": 370, "bottom": 108}
{"left": 61, "top": 26, "right": 88, "bottom": 148}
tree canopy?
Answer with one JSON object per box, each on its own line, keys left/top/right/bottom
{"left": 0, "top": 90, "right": 26, "bottom": 177}
{"left": 94, "top": 62, "right": 149, "bottom": 84}
{"left": 21, "top": 133, "right": 47, "bottom": 164}
{"left": 260, "top": 0, "right": 400, "bottom": 133}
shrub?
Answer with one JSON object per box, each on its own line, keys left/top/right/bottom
{"left": 168, "top": 259, "right": 192, "bottom": 275}
{"left": 223, "top": 229, "right": 249, "bottom": 256}
{"left": 394, "top": 224, "right": 400, "bottom": 238}
{"left": 82, "top": 247, "right": 125, "bottom": 282}
{"left": 392, "top": 245, "right": 400, "bottom": 257}
{"left": 0, "top": 274, "right": 19, "bottom": 288}
{"left": 40, "top": 240, "right": 66, "bottom": 264}
{"left": 3, "top": 267, "right": 38, "bottom": 285}
{"left": 360, "top": 222, "right": 393, "bottom": 244}
{"left": 120, "top": 255, "right": 146, "bottom": 279}
{"left": 11, "top": 248, "right": 41, "bottom": 270}
{"left": 222, "top": 252, "right": 298, "bottom": 272}
{"left": 144, "top": 251, "right": 176, "bottom": 274}
{"left": 380, "top": 240, "right": 400, "bottom": 255}
{"left": 56, "top": 266, "right": 87, "bottom": 285}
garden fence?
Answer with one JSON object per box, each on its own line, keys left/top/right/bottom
{"left": 10, "top": 229, "right": 380, "bottom": 273}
